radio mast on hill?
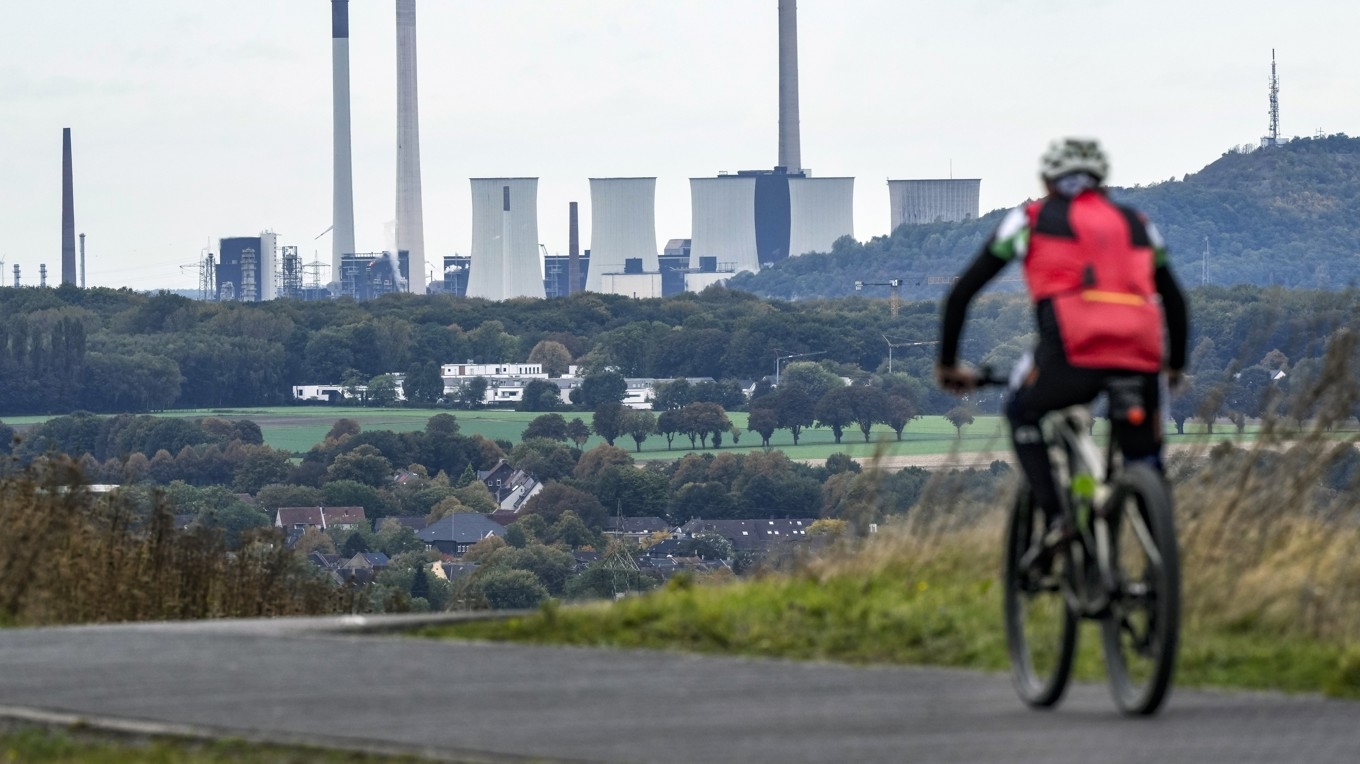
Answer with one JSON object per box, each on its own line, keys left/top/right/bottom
{"left": 1265, "top": 49, "right": 1280, "bottom": 147}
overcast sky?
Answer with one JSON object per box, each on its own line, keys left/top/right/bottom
{"left": 4, "top": 1, "right": 1358, "bottom": 291}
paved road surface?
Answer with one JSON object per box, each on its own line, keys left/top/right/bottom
{"left": 0, "top": 615, "right": 1355, "bottom": 763}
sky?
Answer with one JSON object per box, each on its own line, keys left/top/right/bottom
{"left": 4, "top": 0, "right": 1359, "bottom": 291}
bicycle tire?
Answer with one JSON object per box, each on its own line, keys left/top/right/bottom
{"left": 1003, "top": 484, "right": 1078, "bottom": 709}
{"left": 1100, "top": 463, "right": 1181, "bottom": 715}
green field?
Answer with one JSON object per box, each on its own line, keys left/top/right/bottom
{"left": 4, "top": 405, "right": 1274, "bottom": 463}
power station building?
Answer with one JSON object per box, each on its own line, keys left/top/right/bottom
{"left": 689, "top": 171, "right": 853, "bottom": 277}
{"left": 216, "top": 233, "right": 278, "bottom": 302}
{"left": 888, "top": 179, "right": 981, "bottom": 229}
{"left": 465, "top": 179, "right": 545, "bottom": 301}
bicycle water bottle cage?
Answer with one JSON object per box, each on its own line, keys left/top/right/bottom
{"left": 1105, "top": 376, "right": 1147, "bottom": 426}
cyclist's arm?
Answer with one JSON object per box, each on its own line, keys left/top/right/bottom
{"left": 940, "top": 207, "right": 1026, "bottom": 367}
{"left": 939, "top": 246, "right": 1007, "bottom": 366}
{"left": 1155, "top": 266, "right": 1187, "bottom": 371}
{"left": 1146, "top": 221, "right": 1188, "bottom": 372}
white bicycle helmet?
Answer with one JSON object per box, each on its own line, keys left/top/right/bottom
{"left": 1039, "top": 137, "right": 1109, "bottom": 182}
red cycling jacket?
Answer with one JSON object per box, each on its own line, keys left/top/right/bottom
{"left": 1023, "top": 190, "right": 1163, "bottom": 372}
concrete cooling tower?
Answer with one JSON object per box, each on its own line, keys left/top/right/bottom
{"left": 466, "top": 179, "right": 544, "bottom": 300}
{"left": 585, "top": 178, "right": 658, "bottom": 293}
{"left": 690, "top": 176, "right": 759, "bottom": 275}
{"left": 888, "top": 179, "right": 981, "bottom": 229}
{"left": 788, "top": 176, "right": 854, "bottom": 257}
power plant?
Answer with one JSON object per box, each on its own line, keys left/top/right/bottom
{"left": 94, "top": 0, "right": 985, "bottom": 304}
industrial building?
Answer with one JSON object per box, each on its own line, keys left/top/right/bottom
{"left": 888, "top": 179, "right": 981, "bottom": 229}
{"left": 216, "top": 233, "right": 278, "bottom": 302}
{"left": 465, "top": 179, "right": 545, "bottom": 300}
{"left": 339, "top": 251, "right": 407, "bottom": 300}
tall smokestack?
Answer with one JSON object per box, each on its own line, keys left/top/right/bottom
{"left": 332, "top": 0, "right": 356, "bottom": 282}
{"left": 61, "top": 128, "right": 76, "bottom": 285}
{"left": 568, "top": 202, "right": 580, "bottom": 296}
{"left": 396, "top": 0, "right": 426, "bottom": 294}
{"left": 79, "top": 233, "right": 86, "bottom": 288}
{"left": 778, "top": 0, "right": 801, "bottom": 174}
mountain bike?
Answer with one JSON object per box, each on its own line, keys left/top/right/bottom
{"left": 979, "top": 370, "right": 1181, "bottom": 715}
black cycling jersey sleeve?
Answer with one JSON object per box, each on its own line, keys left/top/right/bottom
{"left": 1156, "top": 265, "right": 1188, "bottom": 371}
{"left": 939, "top": 245, "right": 1008, "bottom": 367}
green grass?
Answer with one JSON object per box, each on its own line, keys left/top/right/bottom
{"left": 419, "top": 550, "right": 1360, "bottom": 700}
{"left": 0, "top": 728, "right": 430, "bottom": 763}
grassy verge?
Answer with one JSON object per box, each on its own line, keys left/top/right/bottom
{"left": 421, "top": 430, "right": 1360, "bottom": 700}
{"left": 0, "top": 728, "right": 429, "bottom": 763}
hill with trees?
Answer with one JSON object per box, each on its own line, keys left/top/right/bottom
{"left": 729, "top": 134, "right": 1360, "bottom": 300}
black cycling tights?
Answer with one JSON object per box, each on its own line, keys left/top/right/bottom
{"left": 1005, "top": 361, "right": 1162, "bottom": 523}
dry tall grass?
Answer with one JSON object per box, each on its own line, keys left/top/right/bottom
{"left": 0, "top": 456, "right": 341, "bottom": 626}
{"left": 803, "top": 335, "right": 1360, "bottom": 653}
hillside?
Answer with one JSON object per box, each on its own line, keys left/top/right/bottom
{"left": 729, "top": 134, "right": 1360, "bottom": 300}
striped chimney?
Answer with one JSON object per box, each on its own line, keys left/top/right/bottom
{"left": 331, "top": 0, "right": 356, "bottom": 282}
{"left": 396, "top": 0, "right": 426, "bottom": 293}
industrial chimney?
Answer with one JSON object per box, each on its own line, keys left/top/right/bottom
{"left": 332, "top": 0, "right": 357, "bottom": 282}
{"left": 568, "top": 202, "right": 580, "bottom": 296}
{"left": 778, "top": 0, "right": 801, "bottom": 174}
{"left": 61, "top": 128, "right": 76, "bottom": 285}
{"left": 396, "top": 0, "right": 426, "bottom": 294}
{"left": 79, "top": 233, "right": 86, "bottom": 288}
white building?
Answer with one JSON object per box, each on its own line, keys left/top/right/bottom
{"left": 888, "top": 179, "right": 981, "bottom": 229}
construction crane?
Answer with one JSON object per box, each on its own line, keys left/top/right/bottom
{"left": 854, "top": 278, "right": 903, "bottom": 317}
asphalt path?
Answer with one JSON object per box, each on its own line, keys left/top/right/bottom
{"left": 0, "top": 615, "right": 1355, "bottom": 763}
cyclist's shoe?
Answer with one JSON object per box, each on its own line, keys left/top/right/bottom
{"left": 1021, "top": 518, "right": 1075, "bottom": 579}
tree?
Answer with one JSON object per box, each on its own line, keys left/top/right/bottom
{"left": 517, "top": 379, "right": 565, "bottom": 412}
{"left": 402, "top": 362, "right": 444, "bottom": 406}
{"left": 522, "top": 413, "right": 569, "bottom": 441}
{"left": 591, "top": 402, "right": 627, "bottom": 447}
{"left": 772, "top": 386, "right": 816, "bottom": 445}
{"left": 656, "top": 410, "right": 682, "bottom": 449}
{"left": 521, "top": 482, "right": 608, "bottom": 529}
{"left": 850, "top": 387, "right": 890, "bottom": 442}
{"left": 565, "top": 417, "right": 592, "bottom": 451}
{"left": 814, "top": 386, "right": 857, "bottom": 444}
{"left": 474, "top": 569, "right": 548, "bottom": 610}
{"left": 747, "top": 406, "right": 778, "bottom": 448}
{"left": 527, "top": 340, "right": 573, "bottom": 377}
{"left": 623, "top": 409, "right": 657, "bottom": 453}
{"left": 410, "top": 564, "right": 431, "bottom": 601}
{"left": 326, "top": 445, "right": 393, "bottom": 488}
{"left": 779, "top": 361, "right": 842, "bottom": 404}
{"left": 945, "top": 405, "right": 976, "bottom": 437}
{"left": 459, "top": 377, "right": 489, "bottom": 409}
{"left": 683, "top": 403, "right": 730, "bottom": 449}
{"left": 650, "top": 378, "right": 693, "bottom": 411}
{"left": 577, "top": 370, "right": 628, "bottom": 409}
{"left": 884, "top": 394, "right": 919, "bottom": 441}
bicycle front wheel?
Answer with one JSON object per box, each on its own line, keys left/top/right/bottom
{"left": 1003, "top": 485, "right": 1077, "bottom": 708}
{"left": 1100, "top": 464, "right": 1181, "bottom": 715}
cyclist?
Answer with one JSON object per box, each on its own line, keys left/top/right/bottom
{"left": 935, "top": 137, "right": 1188, "bottom": 556}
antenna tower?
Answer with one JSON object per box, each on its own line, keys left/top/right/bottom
{"left": 1267, "top": 49, "right": 1280, "bottom": 146}
{"left": 199, "top": 251, "right": 216, "bottom": 301}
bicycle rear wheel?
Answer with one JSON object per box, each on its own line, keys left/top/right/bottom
{"left": 1100, "top": 464, "right": 1181, "bottom": 715}
{"left": 1003, "top": 485, "right": 1077, "bottom": 708}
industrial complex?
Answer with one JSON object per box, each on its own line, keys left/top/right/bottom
{"left": 22, "top": 1, "right": 980, "bottom": 301}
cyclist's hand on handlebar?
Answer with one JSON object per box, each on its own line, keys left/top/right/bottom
{"left": 935, "top": 362, "right": 978, "bottom": 394}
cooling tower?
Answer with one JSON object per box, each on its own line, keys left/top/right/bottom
{"left": 61, "top": 128, "right": 76, "bottom": 285}
{"left": 788, "top": 177, "right": 854, "bottom": 257}
{"left": 466, "top": 179, "right": 544, "bottom": 300}
{"left": 778, "top": 0, "right": 801, "bottom": 173}
{"left": 690, "top": 177, "right": 760, "bottom": 275}
{"left": 395, "top": 0, "right": 426, "bottom": 293}
{"left": 888, "top": 179, "right": 981, "bottom": 229}
{"left": 331, "top": 0, "right": 356, "bottom": 279}
{"left": 586, "top": 178, "right": 658, "bottom": 293}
